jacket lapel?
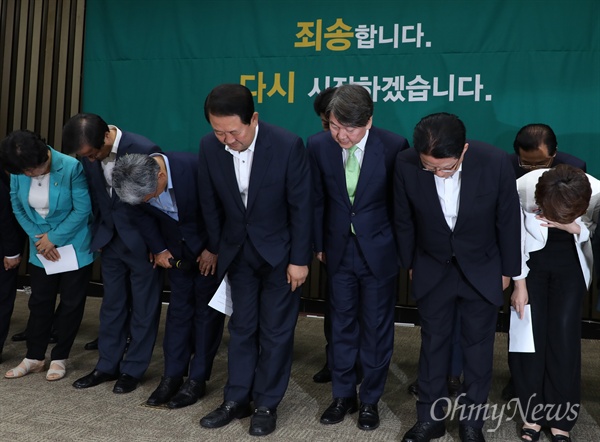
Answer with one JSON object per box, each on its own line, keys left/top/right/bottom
{"left": 353, "top": 135, "right": 381, "bottom": 206}
{"left": 246, "top": 132, "right": 272, "bottom": 213}
{"left": 325, "top": 141, "right": 350, "bottom": 208}
{"left": 454, "top": 152, "right": 481, "bottom": 232}
{"left": 417, "top": 167, "right": 452, "bottom": 233}
{"left": 46, "top": 150, "right": 64, "bottom": 219}
{"left": 217, "top": 147, "right": 246, "bottom": 213}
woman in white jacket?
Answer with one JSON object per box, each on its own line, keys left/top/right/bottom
{"left": 510, "top": 164, "right": 600, "bottom": 442}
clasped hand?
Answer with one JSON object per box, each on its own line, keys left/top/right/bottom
{"left": 34, "top": 233, "right": 60, "bottom": 262}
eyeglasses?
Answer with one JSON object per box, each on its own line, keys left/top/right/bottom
{"left": 420, "top": 157, "right": 461, "bottom": 174}
{"left": 518, "top": 155, "right": 555, "bottom": 170}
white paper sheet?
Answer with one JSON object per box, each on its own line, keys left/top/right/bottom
{"left": 36, "top": 244, "right": 79, "bottom": 275}
{"left": 208, "top": 274, "right": 233, "bottom": 316}
{"left": 509, "top": 305, "right": 535, "bottom": 353}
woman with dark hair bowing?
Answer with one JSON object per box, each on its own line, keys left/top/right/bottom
{"left": 0, "top": 130, "right": 94, "bottom": 381}
{"left": 510, "top": 164, "right": 600, "bottom": 442}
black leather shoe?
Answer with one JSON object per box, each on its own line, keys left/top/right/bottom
{"left": 249, "top": 406, "right": 277, "bottom": 436}
{"left": 84, "top": 338, "right": 99, "bottom": 350}
{"left": 146, "top": 376, "right": 183, "bottom": 406}
{"left": 459, "top": 424, "right": 485, "bottom": 442}
{"left": 167, "top": 379, "right": 206, "bottom": 409}
{"left": 357, "top": 403, "right": 379, "bottom": 431}
{"left": 447, "top": 376, "right": 462, "bottom": 396}
{"left": 402, "top": 420, "right": 446, "bottom": 442}
{"left": 200, "top": 401, "right": 253, "bottom": 428}
{"left": 113, "top": 373, "right": 140, "bottom": 394}
{"left": 72, "top": 369, "right": 118, "bottom": 389}
{"left": 501, "top": 377, "right": 515, "bottom": 401}
{"left": 320, "top": 396, "right": 358, "bottom": 424}
{"left": 407, "top": 378, "right": 419, "bottom": 395}
{"left": 312, "top": 364, "right": 331, "bottom": 383}
{"left": 11, "top": 330, "right": 27, "bottom": 342}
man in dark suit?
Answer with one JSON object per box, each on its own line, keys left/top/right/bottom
{"left": 0, "top": 170, "right": 25, "bottom": 362}
{"left": 394, "top": 113, "right": 521, "bottom": 442}
{"left": 111, "top": 152, "right": 225, "bottom": 409}
{"left": 197, "top": 84, "right": 312, "bottom": 437}
{"left": 509, "top": 123, "right": 586, "bottom": 179}
{"left": 307, "top": 84, "right": 409, "bottom": 431}
{"left": 62, "top": 113, "right": 163, "bottom": 394}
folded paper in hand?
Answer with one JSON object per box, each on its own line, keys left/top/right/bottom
{"left": 509, "top": 304, "right": 535, "bottom": 353}
{"left": 208, "top": 274, "right": 233, "bottom": 316}
{"left": 36, "top": 244, "right": 79, "bottom": 275}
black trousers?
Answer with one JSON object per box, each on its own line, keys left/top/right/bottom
{"left": 26, "top": 263, "right": 92, "bottom": 361}
{"left": 509, "top": 230, "right": 585, "bottom": 432}
{"left": 0, "top": 264, "right": 19, "bottom": 352}
{"left": 224, "top": 238, "right": 300, "bottom": 410}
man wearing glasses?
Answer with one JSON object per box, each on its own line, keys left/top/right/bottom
{"left": 394, "top": 113, "right": 521, "bottom": 442}
{"left": 509, "top": 123, "right": 586, "bottom": 179}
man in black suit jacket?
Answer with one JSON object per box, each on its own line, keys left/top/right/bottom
{"left": 0, "top": 171, "right": 25, "bottom": 361}
{"left": 197, "top": 84, "right": 312, "bottom": 437}
{"left": 62, "top": 113, "right": 163, "bottom": 394}
{"left": 509, "top": 123, "right": 586, "bottom": 179}
{"left": 308, "top": 84, "right": 409, "bottom": 431}
{"left": 394, "top": 113, "right": 521, "bottom": 442}
{"left": 111, "top": 152, "right": 225, "bottom": 409}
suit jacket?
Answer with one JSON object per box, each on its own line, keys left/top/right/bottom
{"left": 198, "top": 121, "right": 312, "bottom": 277}
{"left": 132, "top": 152, "right": 209, "bottom": 259}
{"left": 307, "top": 126, "right": 409, "bottom": 279}
{"left": 394, "top": 140, "right": 521, "bottom": 305}
{"left": 81, "top": 130, "right": 161, "bottom": 252}
{"left": 509, "top": 151, "right": 587, "bottom": 179}
{"left": 0, "top": 174, "right": 25, "bottom": 259}
{"left": 515, "top": 168, "right": 600, "bottom": 288}
{"left": 10, "top": 148, "right": 94, "bottom": 268}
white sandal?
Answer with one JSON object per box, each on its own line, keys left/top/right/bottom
{"left": 5, "top": 358, "right": 45, "bottom": 379}
{"left": 46, "top": 359, "right": 67, "bottom": 381}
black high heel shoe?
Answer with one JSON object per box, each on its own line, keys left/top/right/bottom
{"left": 520, "top": 426, "right": 541, "bottom": 442}
{"left": 551, "top": 434, "right": 571, "bottom": 442}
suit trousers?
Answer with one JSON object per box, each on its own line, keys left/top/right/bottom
{"left": 224, "top": 238, "right": 300, "bottom": 410}
{"left": 328, "top": 235, "right": 397, "bottom": 404}
{"left": 26, "top": 263, "right": 92, "bottom": 361}
{"left": 509, "top": 231, "right": 584, "bottom": 432}
{"left": 0, "top": 265, "right": 19, "bottom": 352}
{"left": 416, "top": 259, "right": 498, "bottom": 428}
{"left": 163, "top": 263, "right": 224, "bottom": 381}
{"left": 95, "top": 235, "right": 162, "bottom": 379}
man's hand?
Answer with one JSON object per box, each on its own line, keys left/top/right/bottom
{"left": 153, "top": 250, "right": 174, "bottom": 269}
{"left": 4, "top": 256, "right": 21, "bottom": 270}
{"left": 315, "top": 252, "right": 326, "bottom": 264}
{"left": 287, "top": 264, "right": 309, "bottom": 292}
{"left": 197, "top": 249, "right": 217, "bottom": 276}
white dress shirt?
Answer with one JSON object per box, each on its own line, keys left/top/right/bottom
{"left": 225, "top": 125, "right": 259, "bottom": 207}
{"left": 433, "top": 164, "right": 463, "bottom": 231}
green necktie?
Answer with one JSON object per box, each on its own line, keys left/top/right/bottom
{"left": 345, "top": 145, "right": 360, "bottom": 204}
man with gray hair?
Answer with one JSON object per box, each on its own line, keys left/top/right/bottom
{"left": 112, "top": 152, "right": 225, "bottom": 410}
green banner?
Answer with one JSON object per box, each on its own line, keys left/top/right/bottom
{"left": 82, "top": 0, "right": 600, "bottom": 174}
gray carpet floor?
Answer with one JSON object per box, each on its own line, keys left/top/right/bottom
{"left": 0, "top": 293, "right": 599, "bottom": 441}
